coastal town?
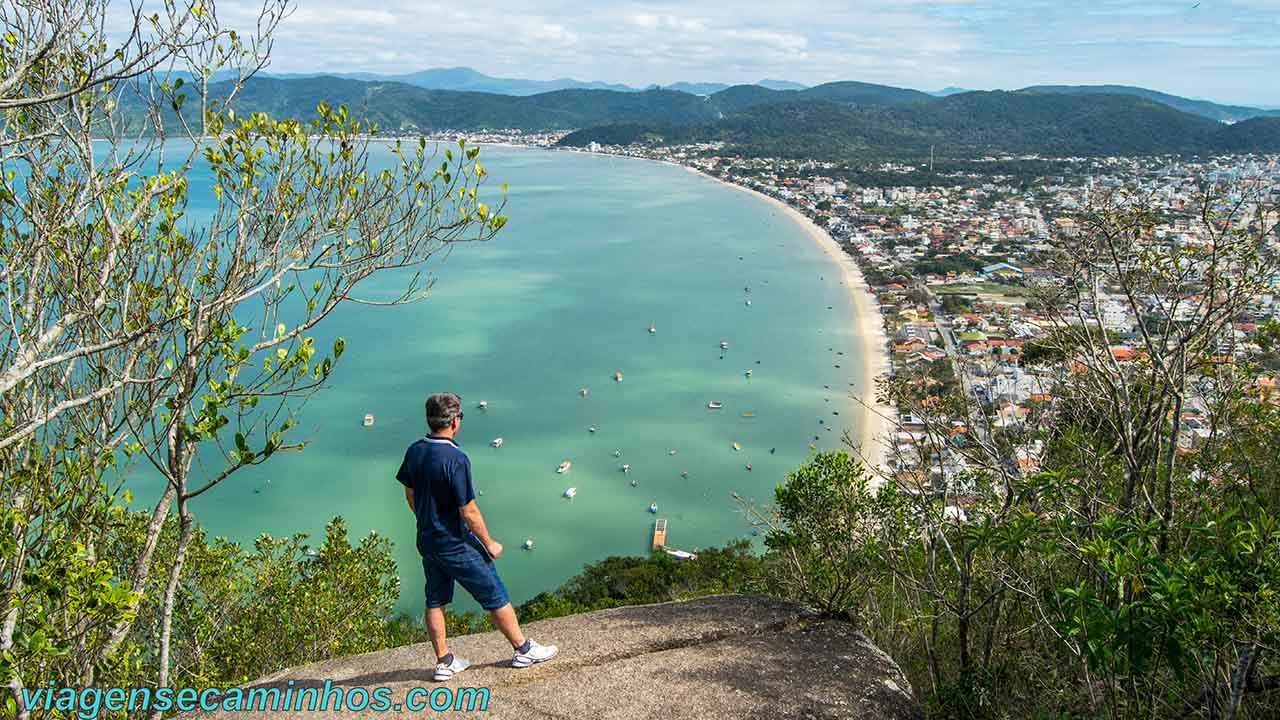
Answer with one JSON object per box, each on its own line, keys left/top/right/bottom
{"left": 436, "top": 130, "right": 1280, "bottom": 496}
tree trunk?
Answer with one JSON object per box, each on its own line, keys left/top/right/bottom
{"left": 96, "top": 483, "right": 175, "bottom": 670}
{"left": 2, "top": 491, "right": 29, "bottom": 720}
{"left": 150, "top": 501, "right": 194, "bottom": 720}
{"left": 1226, "top": 642, "right": 1254, "bottom": 720}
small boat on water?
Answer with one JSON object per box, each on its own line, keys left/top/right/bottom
{"left": 580, "top": 387, "right": 589, "bottom": 397}
{"left": 745, "top": 299, "right": 752, "bottom": 306}
{"left": 707, "top": 401, "right": 724, "bottom": 409}
{"left": 477, "top": 400, "right": 488, "bottom": 410}
{"left": 741, "top": 411, "right": 755, "bottom": 418}
{"left": 664, "top": 549, "right": 698, "bottom": 560}
{"left": 613, "top": 449, "right": 622, "bottom": 458}
{"left": 648, "top": 503, "right": 658, "bottom": 514}
{"left": 362, "top": 413, "right": 375, "bottom": 427}
{"left": 668, "top": 449, "right": 678, "bottom": 455}
{"left": 557, "top": 461, "right": 572, "bottom": 474}
{"left": 719, "top": 340, "right": 729, "bottom": 350}
{"left": 491, "top": 437, "right": 504, "bottom": 448}
{"left": 304, "top": 549, "right": 319, "bottom": 559}
{"left": 744, "top": 369, "right": 752, "bottom": 377}
{"left": 621, "top": 464, "right": 631, "bottom": 473}
{"left": 588, "top": 425, "right": 597, "bottom": 433}
{"left": 649, "top": 323, "right": 656, "bottom": 334}
{"left": 630, "top": 479, "right": 638, "bottom": 487}
{"left": 523, "top": 539, "right": 534, "bottom": 550}
{"left": 732, "top": 442, "right": 742, "bottom": 451}
{"left": 563, "top": 487, "right": 577, "bottom": 499}
{"left": 614, "top": 371, "right": 624, "bottom": 382}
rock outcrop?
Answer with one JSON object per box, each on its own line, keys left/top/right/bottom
{"left": 183, "top": 594, "right": 921, "bottom": 719}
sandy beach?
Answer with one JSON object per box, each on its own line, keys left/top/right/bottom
{"left": 556, "top": 148, "right": 895, "bottom": 472}
{"left": 690, "top": 169, "right": 894, "bottom": 473}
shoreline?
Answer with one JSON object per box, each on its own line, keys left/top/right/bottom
{"left": 557, "top": 148, "right": 895, "bottom": 472}
{"left": 698, "top": 173, "right": 893, "bottom": 473}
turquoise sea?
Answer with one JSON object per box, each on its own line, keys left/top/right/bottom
{"left": 134, "top": 145, "right": 865, "bottom": 614}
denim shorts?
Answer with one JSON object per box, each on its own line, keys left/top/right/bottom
{"left": 422, "top": 544, "right": 510, "bottom": 611}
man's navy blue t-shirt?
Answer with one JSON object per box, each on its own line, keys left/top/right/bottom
{"left": 396, "top": 436, "right": 476, "bottom": 555}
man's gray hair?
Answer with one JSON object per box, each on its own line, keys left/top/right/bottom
{"left": 425, "top": 392, "right": 462, "bottom": 432}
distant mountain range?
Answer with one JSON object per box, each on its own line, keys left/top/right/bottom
{"left": 661, "top": 79, "right": 808, "bottom": 95}
{"left": 148, "top": 70, "right": 1280, "bottom": 160}
{"left": 252, "top": 66, "right": 808, "bottom": 97}
{"left": 184, "top": 77, "right": 942, "bottom": 134}
{"left": 265, "top": 66, "right": 638, "bottom": 95}
{"left": 232, "top": 68, "right": 1275, "bottom": 124}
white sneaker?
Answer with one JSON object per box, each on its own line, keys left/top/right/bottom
{"left": 511, "top": 639, "right": 558, "bottom": 668}
{"left": 433, "top": 655, "right": 471, "bottom": 681}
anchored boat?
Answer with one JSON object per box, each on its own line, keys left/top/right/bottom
{"left": 557, "top": 461, "right": 572, "bottom": 474}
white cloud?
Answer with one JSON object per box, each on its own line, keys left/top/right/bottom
{"left": 173, "top": 0, "right": 1280, "bottom": 105}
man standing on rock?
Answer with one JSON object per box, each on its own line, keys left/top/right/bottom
{"left": 398, "top": 392, "right": 558, "bottom": 681}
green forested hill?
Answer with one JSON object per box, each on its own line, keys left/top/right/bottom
{"left": 1020, "top": 84, "right": 1279, "bottom": 122}
{"left": 559, "top": 91, "right": 1280, "bottom": 158}
{"left": 1219, "top": 116, "right": 1280, "bottom": 152}
{"left": 206, "top": 76, "right": 723, "bottom": 131}
{"left": 797, "top": 81, "right": 934, "bottom": 106}
{"left": 705, "top": 81, "right": 935, "bottom": 114}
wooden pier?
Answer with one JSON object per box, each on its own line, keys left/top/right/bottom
{"left": 652, "top": 518, "right": 667, "bottom": 550}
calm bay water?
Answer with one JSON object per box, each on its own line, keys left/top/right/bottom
{"left": 133, "top": 145, "right": 864, "bottom": 614}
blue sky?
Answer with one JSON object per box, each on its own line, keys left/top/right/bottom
{"left": 216, "top": 0, "right": 1279, "bottom": 105}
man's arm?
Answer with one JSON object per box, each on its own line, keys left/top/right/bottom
{"left": 459, "top": 501, "right": 503, "bottom": 559}
{"left": 404, "top": 486, "right": 414, "bottom": 512}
